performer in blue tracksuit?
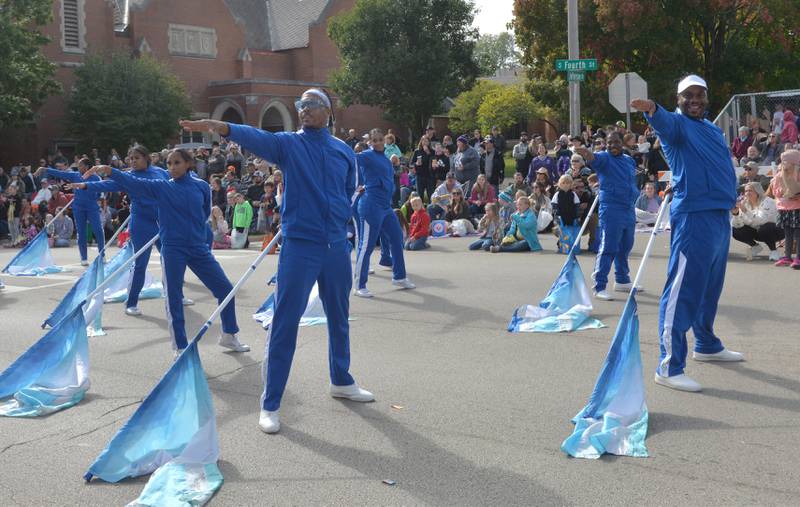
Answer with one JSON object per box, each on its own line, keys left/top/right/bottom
{"left": 74, "top": 149, "right": 249, "bottom": 355}
{"left": 47, "top": 158, "right": 104, "bottom": 265}
{"left": 180, "top": 88, "right": 375, "bottom": 434}
{"left": 353, "top": 129, "right": 415, "bottom": 298}
{"left": 633, "top": 74, "right": 743, "bottom": 393}
{"left": 576, "top": 132, "right": 639, "bottom": 300}
{"left": 80, "top": 145, "right": 172, "bottom": 316}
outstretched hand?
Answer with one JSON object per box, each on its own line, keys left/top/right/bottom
{"left": 179, "top": 119, "right": 230, "bottom": 136}
{"left": 631, "top": 99, "right": 656, "bottom": 115}
{"left": 574, "top": 147, "right": 594, "bottom": 163}
{"left": 66, "top": 182, "right": 86, "bottom": 191}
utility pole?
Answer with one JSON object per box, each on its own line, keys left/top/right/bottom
{"left": 567, "top": 0, "right": 580, "bottom": 136}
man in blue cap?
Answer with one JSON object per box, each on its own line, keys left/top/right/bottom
{"left": 632, "top": 75, "right": 743, "bottom": 393}
{"left": 180, "top": 88, "right": 374, "bottom": 433}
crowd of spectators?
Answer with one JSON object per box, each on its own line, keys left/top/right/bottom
{"left": 3, "top": 101, "right": 799, "bottom": 265}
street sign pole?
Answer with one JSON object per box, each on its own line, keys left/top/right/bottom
{"left": 567, "top": 0, "right": 580, "bottom": 137}
{"left": 625, "top": 72, "right": 631, "bottom": 130}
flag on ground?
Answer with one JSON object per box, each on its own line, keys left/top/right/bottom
{"left": 85, "top": 340, "right": 222, "bottom": 506}
{"left": 253, "top": 282, "right": 328, "bottom": 329}
{"left": 561, "top": 291, "right": 648, "bottom": 459}
{"left": 0, "top": 305, "right": 89, "bottom": 417}
{"left": 103, "top": 242, "right": 163, "bottom": 303}
{"left": 42, "top": 254, "right": 104, "bottom": 330}
{"left": 508, "top": 255, "right": 605, "bottom": 333}
{"left": 2, "top": 231, "right": 67, "bottom": 276}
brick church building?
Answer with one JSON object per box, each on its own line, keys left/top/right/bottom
{"left": 3, "top": 0, "right": 399, "bottom": 165}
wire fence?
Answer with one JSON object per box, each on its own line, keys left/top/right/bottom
{"left": 714, "top": 90, "right": 800, "bottom": 145}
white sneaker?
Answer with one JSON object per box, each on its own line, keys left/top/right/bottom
{"left": 693, "top": 348, "right": 744, "bottom": 362}
{"left": 768, "top": 250, "right": 781, "bottom": 261}
{"left": 746, "top": 244, "right": 763, "bottom": 261}
{"left": 613, "top": 282, "right": 643, "bottom": 293}
{"left": 368, "top": 269, "right": 375, "bottom": 274}
{"left": 654, "top": 373, "right": 702, "bottom": 392}
{"left": 593, "top": 290, "right": 613, "bottom": 301}
{"left": 125, "top": 306, "right": 142, "bottom": 316}
{"left": 218, "top": 333, "right": 250, "bottom": 352}
{"left": 182, "top": 297, "right": 194, "bottom": 306}
{"left": 391, "top": 278, "right": 416, "bottom": 289}
{"left": 259, "top": 410, "right": 280, "bottom": 433}
{"left": 330, "top": 383, "right": 375, "bottom": 402}
{"left": 80, "top": 260, "right": 90, "bottom": 266}
{"left": 354, "top": 288, "right": 374, "bottom": 298}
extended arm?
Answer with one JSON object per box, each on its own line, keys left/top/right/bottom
{"left": 180, "top": 119, "right": 285, "bottom": 166}
{"left": 46, "top": 168, "right": 82, "bottom": 183}
{"left": 633, "top": 99, "right": 684, "bottom": 145}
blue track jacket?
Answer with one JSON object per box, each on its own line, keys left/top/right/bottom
{"left": 46, "top": 168, "right": 101, "bottom": 210}
{"left": 86, "top": 166, "right": 169, "bottom": 224}
{"left": 105, "top": 168, "right": 211, "bottom": 247}
{"left": 589, "top": 151, "right": 639, "bottom": 213}
{"left": 645, "top": 105, "right": 737, "bottom": 214}
{"left": 227, "top": 124, "right": 356, "bottom": 244}
{"left": 357, "top": 148, "right": 393, "bottom": 208}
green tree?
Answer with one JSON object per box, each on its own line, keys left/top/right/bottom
{"left": 68, "top": 53, "right": 190, "bottom": 154}
{"left": 0, "top": 0, "right": 60, "bottom": 129}
{"left": 328, "top": 0, "right": 480, "bottom": 136}
{"left": 512, "top": 0, "right": 800, "bottom": 126}
{"left": 473, "top": 32, "right": 519, "bottom": 76}
{"left": 448, "top": 80, "right": 502, "bottom": 134}
{"left": 477, "top": 84, "right": 551, "bottom": 133}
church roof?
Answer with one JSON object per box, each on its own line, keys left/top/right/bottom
{"left": 124, "top": 0, "right": 333, "bottom": 51}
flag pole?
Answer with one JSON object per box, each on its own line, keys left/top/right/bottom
{"left": 629, "top": 194, "right": 671, "bottom": 292}
{"left": 43, "top": 199, "right": 74, "bottom": 230}
{"left": 101, "top": 215, "right": 131, "bottom": 252}
{"left": 567, "top": 194, "right": 599, "bottom": 259}
{"left": 182, "top": 230, "right": 283, "bottom": 348}
{"left": 82, "top": 233, "right": 160, "bottom": 306}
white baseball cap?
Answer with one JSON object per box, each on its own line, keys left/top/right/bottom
{"left": 677, "top": 75, "right": 707, "bottom": 94}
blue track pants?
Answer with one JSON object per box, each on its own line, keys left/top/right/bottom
{"left": 74, "top": 207, "right": 105, "bottom": 261}
{"left": 658, "top": 210, "right": 729, "bottom": 377}
{"left": 161, "top": 244, "right": 238, "bottom": 350}
{"left": 592, "top": 211, "right": 635, "bottom": 292}
{"left": 355, "top": 205, "right": 406, "bottom": 289}
{"left": 127, "top": 219, "right": 160, "bottom": 309}
{"left": 261, "top": 238, "right": 354, "bottom": 411}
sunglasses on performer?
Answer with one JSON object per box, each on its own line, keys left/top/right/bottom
{"left": 294, "top": 99, "right": 327, "bottom": 112}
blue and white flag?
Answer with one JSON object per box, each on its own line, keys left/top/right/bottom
{"left": 561, "top": 292, "right": 648, "bottom": 459}
{"left": 0, "top": 304, "right": 89, "bottom": 417}
{"left": 253, "top": 282, "right": 328, "bottom": 329}
{"left": 85, "top": 340, "right": 223, "bottom": 506}
{"left": 42, "top": 254, "right": 104, "bottom": 331}
{"left": 2, "top": 231, "right": 67, "bottom": 276}
{"left": 103, "top": 242, "right": 163, "bottom": 303}
{"left": 508, "top": 256, "right": 605, "bottom": 333}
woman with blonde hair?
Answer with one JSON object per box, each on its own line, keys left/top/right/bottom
{"left": 768, "top": 149, "right": 800, "bottom": 267}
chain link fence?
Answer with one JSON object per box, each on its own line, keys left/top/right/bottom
{"left": 714, "top": 90, "right": 800, "bottom": 145}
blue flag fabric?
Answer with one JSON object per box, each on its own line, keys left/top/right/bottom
{"left": 253, "top": 282, "right": 328, "bottom": 329}
{"left": 42, "top": 255, "right": 104, "bottom": 330}
{"left": 103, "top": 242, "right": 163, "bottom": 303}
{"left": 85, "top": 340, "right": 222, "bottom": 506}
{"left": 2, "top": 231, "right": 67, "bottom": 276}
{"left": 508, "top": 255, "right": 605, "bottom": 333}
{"left": 561, "top": 292, "right": 649, "bottom": 459}
{"left": 0, "top": 305, "right": 89, "bottom": 417}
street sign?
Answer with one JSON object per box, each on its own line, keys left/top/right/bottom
{"left": 609, "top": 72, "right": 647, "bottom": 114}
{"left": 556, "top": 59, "right": 598, "bottom": 72}
{"left": 567, "top": 72, "right": 585, "bottom": 82}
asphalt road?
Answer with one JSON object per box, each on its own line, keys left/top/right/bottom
{"left": 0, "top": 232, "right": 798, "bottom": 506}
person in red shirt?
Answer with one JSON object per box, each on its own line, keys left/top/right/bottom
{"left": 405, "top": 196, "right": 431, "bottom": 250}
{"left": 47, "top": 186, "right": 71, "bottom": 215}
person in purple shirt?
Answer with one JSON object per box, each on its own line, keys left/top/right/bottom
{"left": 527, "top": 144, "right": 558, "bottom": 185}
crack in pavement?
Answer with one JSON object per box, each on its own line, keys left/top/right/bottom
{"left": 0, "top": 430, "right": 65, "bottom": 455}
{"left": 66, "top": 416, "right": 128, "bottom": 442}
{"left": 205, "top": 361, "right": 260, "bottom": 381}
{"left": 98, "top": 399, "right": 143, "bottom": 418}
